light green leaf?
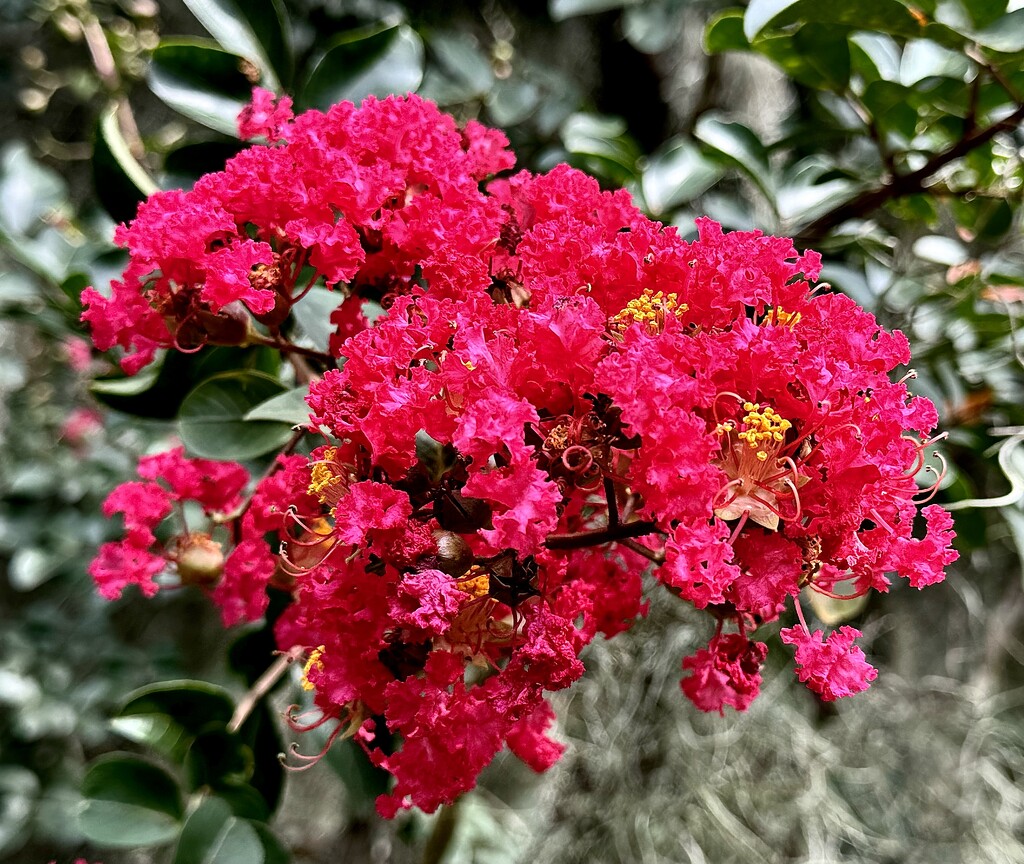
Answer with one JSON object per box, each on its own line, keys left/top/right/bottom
{"left": 641, "top": 140, "right": 721, "bottom": 215}
{"left": 303, "top": 23, "right": 424, "bottom": 110}
{"left": 290, "top": 286, "right": 342, "bottom": 352}
{"left": 79, "top": 755, "right": 183, "bottom": 847}
{"left": 913, "top": 235, "right": 968, "bottom": 265}
{"left": 693, "top": 115, "right": 774, "bottom": 205}
{"left": 174, "top": 798, "right": 287, "bottom": 864}
{"left": 243, "top": 387, "right": 309, "bottom": 425}
{"left": 550, "top": 0, "right": 641, "bottom": 21}
{"left": 972, "top": 8, "right": 1024, "bottom": 53}
{"left": 178, "top": 371, "right": 292, "bottom": 460}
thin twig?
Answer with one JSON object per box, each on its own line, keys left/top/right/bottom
{"left": 228, "top": 645, "right": 305, "bottom": 733}
{"left": 797, "top": 100, "right": 1024, "bottom": 243}
{"left": 250, "top": 333, "right": 335, "bottom": 364}
{"left": 619, "top": 537, "right": 665, "bottom": 565}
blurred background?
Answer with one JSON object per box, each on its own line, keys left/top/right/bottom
{"left": 1, "top": 0, "right": 1023, "bottom": 861}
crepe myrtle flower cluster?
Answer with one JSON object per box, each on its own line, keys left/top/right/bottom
{"left": 83, "top": 91, "right": 958, "bottom": 816}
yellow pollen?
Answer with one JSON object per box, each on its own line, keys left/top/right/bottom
{"left": 308, "top": 448, "right": 346, "bottom": 507}
{"left": 736, "top": 402, "right": 792, "bottom": 458}
{"left": 301, "top": 645, "right": 326, "bottom": 691}
{"left": 610, "top": 288, "right": 688, "bottom": 335}
{"left": 458, "top": 566, "right": 490, "bottom": 599}
{"left": 768, "top": 306, "right": 802, "bottom": 328}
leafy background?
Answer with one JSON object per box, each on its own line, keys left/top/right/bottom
{"left": 1, "top": 0, "right": 1024, "bottom": 861}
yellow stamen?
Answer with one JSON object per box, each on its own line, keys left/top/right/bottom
{"left": 768, "top": 306, "right": 802, "bottom": 328}
{"left": 610, "top": 288, "right": 688, "bottom": 335}
{"left": 458, "top": 566, "right": 490, "bottom": 599}
{"left": 301, "top": 645, "right": 326, "bottom": 691}
{"left": 736, "top": 402, "right": 792, "bottom": 461}
{"left": 308, "top": 447, "right": 346, "bottom": 508}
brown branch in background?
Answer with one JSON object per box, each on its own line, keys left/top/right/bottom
{"left": 797, "top": 100, "right": 1024, "bottom": 244}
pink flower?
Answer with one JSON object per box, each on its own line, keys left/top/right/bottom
{"left": 780, "top": 625, "right": 878, "bottom": 701}
{"left": 681, "top": 633, "right": 767, "bottom": 714}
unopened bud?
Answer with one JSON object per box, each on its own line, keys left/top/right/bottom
{"left": 176, "top": 533, "right": 225, "bottom": 587}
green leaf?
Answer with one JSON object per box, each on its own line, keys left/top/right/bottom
{"left": 420, "top": 30, "right": 493, "bottom": 105}
{"left": 899, "top": 39, "right": 970, "bottom": 85}
{"left": 290, "top": 286, "right": 341, "bottom": 352}
{"left": 79, "top": 754, "right": 183, "bottom": 847}
{"left": 849, "top": 31, "right": 901, "bottom": 82}
{"left": 792, "top": 23, "right": 851, "bottom": 90}
{"left": 114, "top": 680, "right": 236, "bottom": 761}
{"left": 179, "top": 370, "right": 292, "bottom": 460}
{"left": 185, "top": 729, "right": 255, "bottom": 793}
{"left": 549, "top": 0, "right": 640, "bottom": 20}
{"left": 745, "top": 0, "right": 965, "bottom": 47}
{"left": 913, "top": 235, "right": 968, "bottom": 265}
{"left": 244, "top": 386, "right": 309, "bottom": 425}
{"left": 623, "top": 0, "right": 687, "bottom": 54}
{"left": 744, "top": 0, "right": 801, "bottom": 40}
{"left": 972, "top": 9, "right": 1024, "bottom": 53}
{"left": 706, "top": 9, "right": 749, "bottom": 54}
{"left": 181, "top": 0, "right": 290, "bottom": 87}
{"left": 174, "top": 797, "right": 287, "bottom": 864}
{"left": 303, "top": 23, "right": 424, "bottom": 110}
{"left": 641, "top": 140, "right": 721, "bottom": 215}
{"left": 561, "top": 113, "right": 642, "bottom": 184}
{"left": 693, "top": 115, "right": 774, "bottom": 205}
{"left": 148, "top": 39, "right": 254, "bottom": 136}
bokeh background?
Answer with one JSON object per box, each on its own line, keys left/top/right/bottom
{"left": 2, "top": 0, "right": 1024, "bottom": 861}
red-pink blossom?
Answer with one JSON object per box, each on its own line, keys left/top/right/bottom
{"left": 780, "top": 625, "right": 878, "bottom": 701}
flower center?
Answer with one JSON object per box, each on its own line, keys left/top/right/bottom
{"left": 308, "top": 447, "right": 348, "bottom": 512}
{"left": 713, "top": 400, "right": 802, "bottom": 530}
{"left": 610, "top": 288, "right": 688, "bottom": 335}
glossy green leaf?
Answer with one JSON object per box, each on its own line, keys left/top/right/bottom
{"left": 244, "top": 386, "right": 309, "bottom": 425}
{"left": 179, "top": 371, "right": 292, "bottom": 460}
{"left": 623, "top": 0, "right": 687, "bottom": 54}
{"left": 79, "top": 754, "right": 183, "bottom": 847}
{"left": 972, "top": 9, "right": 1024, "bottom": 53}
{"left": 745, "top": 0, "right": 965, "bottom": 47}
{"left": 913, "top": 235, "right": 969, "bottom": 265}
{"left": 185, "top": 729, "right": 255, "bottom": 793}
{"left": 174, "top": 797, "right": 287, "bottom": 864}
{"left": 899, "top": 39, "right": 970, "bottom": 85}
{"left": 791, "top": 23, "right": 851, "bottom": 90}
{"left": 849, "top": 31, "right": 901, "bottom": 83}
{"left": 561, "top": 113, "right": 642, "bottom": 183}
{"left": 303, "top": 23, "right": 424, "bottom": 110}
{"left": 148, "top": 39, "right": 254, "bottom": 136}
{"left": 705, "top": 10, "right": 749, "bottom": 53}
{"left": 120, "top": 681, "right": 236, "bottom": 734}
{"left": 693, "top": 116, "right": 774, "bottom": 204}
{"left": 549, "top": 0, "right": 640, "bottom": 20}
{"left": 641, "top": 140, "right": 721, "bottom": 215}
{"left": 420, "top": 31, "right": 493, "bottom": 105}
{"left": 181, "top": 0, "right": 290, "bottom": 86}
{"left": 93, "top": 102, "right": 159, "bottom": 225}
{"left": 290, "top": 286, "right": 341, "bottom": 352}
{"left": 114, "top": 680, "right": 236, "bottom": 761}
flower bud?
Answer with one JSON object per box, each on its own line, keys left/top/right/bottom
{"left": 175, "top": 533, "right": 225, "bottom": 587}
